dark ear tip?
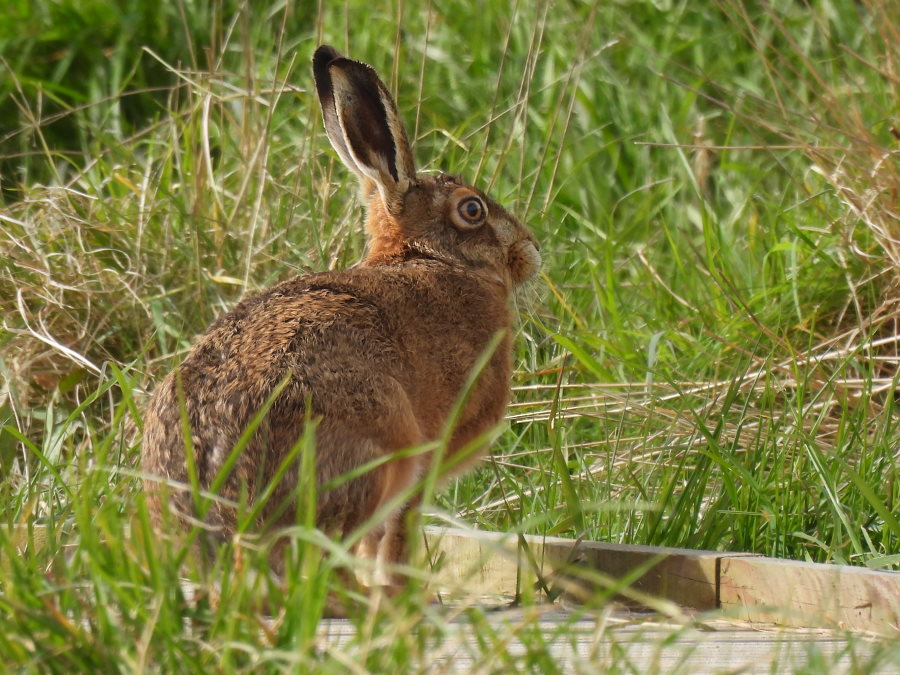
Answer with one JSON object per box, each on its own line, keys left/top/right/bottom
{"left": 313, "top": 45, "right": 343, "bottom": 99}
{"left": 313, "top": 45, "right": 342, "bottom": 68}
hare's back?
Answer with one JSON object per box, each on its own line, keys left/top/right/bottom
{"left": 181, "top": 275, "right": 403, "bottom": 411}
{"left": 143, "top": 273, "right": 403, "bottom": 473}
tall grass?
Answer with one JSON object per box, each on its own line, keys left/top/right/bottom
{"left": 1, "top": 0, "right": 898, "bottom": 669}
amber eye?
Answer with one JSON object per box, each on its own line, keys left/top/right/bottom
{"left": 457, "top": 196, "right": 486, "bottom": 225}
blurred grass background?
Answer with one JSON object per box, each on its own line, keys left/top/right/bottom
{"left": 1, "top": 0, "right": 898, "bottom": 670}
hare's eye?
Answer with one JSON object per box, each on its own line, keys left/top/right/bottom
{"left": 458, "top": 197, "right": 486, "bottom": 225}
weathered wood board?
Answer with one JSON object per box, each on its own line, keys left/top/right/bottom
{"left": 424, "top": 527, "right": 900, "bottom": 635}
{"left": 720, "top": 556, "right": 900, "bottom": 634}
{"left": 319, "top": 609, "right": 897, "bottom": 675}
{"left": 424, "top": 526, "right": 748, "bottom": 609}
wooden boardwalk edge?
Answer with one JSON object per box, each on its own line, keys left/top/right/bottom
{"left": 4, "top": 524, "right": 898, "bottom": 635}
{"left": 424, "top": 526, "right": 900, "bottom": 635}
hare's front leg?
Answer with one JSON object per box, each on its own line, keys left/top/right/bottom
{"left": 374, "top": 494, "right": 423, "bottom": 591}
{"left": 354, "top": 455, "right": 423, "bottom": 590}
{"left": 313, "top": 378, "right": 424, "bottom": 588}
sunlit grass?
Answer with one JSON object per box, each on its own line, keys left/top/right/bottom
{"left": 1, "top": 0, "right": 898, "bottom": 669}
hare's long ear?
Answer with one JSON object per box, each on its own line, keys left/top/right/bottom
{"left": 313, "top": 45, "right": 416, "bottom": 213}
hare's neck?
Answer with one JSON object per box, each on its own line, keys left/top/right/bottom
{"left": 360, "top": 239, "right": 511, "bottom": 292}
{"left": 363, "top": 235, "right": 405, "bottom": 263}
{"left": 363, "top": 198, "right": 405, "bottom": 261}
{"left": 405, "top": 241, "right": 512, "bottom": 290}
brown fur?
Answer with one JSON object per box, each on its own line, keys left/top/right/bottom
{"left": 141, "top": 45, "right": 540, "bottom": 585}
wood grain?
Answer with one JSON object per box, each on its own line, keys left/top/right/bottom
{"left": 720, "top": 556, "right": 900, "bottom": 633}
{"left": 425, "top": 527, "right": 900, "bottom": 635}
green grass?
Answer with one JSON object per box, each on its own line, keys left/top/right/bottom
{"left": 2, "top": 0, "right": 899, "bottom": 670}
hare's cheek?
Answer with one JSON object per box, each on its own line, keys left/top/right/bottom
{"left": 509, "top": 239, "right": 541, "bottom": 285}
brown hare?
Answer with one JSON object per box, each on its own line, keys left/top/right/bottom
{"left": 141, "top": 44, "right": 540, "bottom": 591}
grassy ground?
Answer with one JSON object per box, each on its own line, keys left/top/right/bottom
{"left": 1, "top": 0, "right": 899, "bottom": 670}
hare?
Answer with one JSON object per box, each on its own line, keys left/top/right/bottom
{"left": 141, "top": 45, "right": 540, "bottom": 589}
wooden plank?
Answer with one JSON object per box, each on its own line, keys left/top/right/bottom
{"left": 720, "top": 556, "right": 900, "bottom": 634}
{"left": 425, "top": 526, "right": 522, "bottom": 599}
{"left": 319, "top": 610, "right": 890, "bottom": 674}
{"left": 424, "top": 527, "right": 754, "bottom": 610}
{"left": 426, "top": 527, "right": 900, "bottom": 635}
{"left": 555, "top": 538, "right": 736, "bottom": 609}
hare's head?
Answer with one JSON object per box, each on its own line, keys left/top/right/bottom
{"left": 313, "top": 45, "right": 540, "bottom": 289}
